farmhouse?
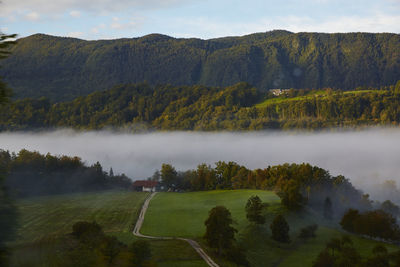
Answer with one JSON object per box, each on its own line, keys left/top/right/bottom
{"left": 132, "top": 180, "right": 159, "bottom": 192}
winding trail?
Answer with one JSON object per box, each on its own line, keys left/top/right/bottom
{"left": 133, "top": 192, "right": 220, "bottom": 267}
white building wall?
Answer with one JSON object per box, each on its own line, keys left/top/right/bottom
{"left": 143, "top": 186, "right": 155, "bottom": 192}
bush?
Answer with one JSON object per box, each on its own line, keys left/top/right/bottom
{"left": 299, "top": 224, "right": 318, "bottom": 239}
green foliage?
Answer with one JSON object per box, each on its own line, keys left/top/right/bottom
{"left": 59, "top": 221, "right": 154, "bottom": 267}
{"left": 2, "top": 32, "right": 399, "bottom": 101}
{"left": 270, "top": 214, "right": 290, "bottom": 243}
{"left": 299, "top": 224, "right": 318, "bottom": 240}
{"left": 156, "top": 162, "right": 366, "bottom": 217}
{"left": 3, "top": 83, "right": 400, "bottom": 131}
{"left": 313, "top": 236, "right": 400, "bottom": 267}
{"left": 129, "top": 240, "right": 152, "bottom": 266}
{"left": 161, "top": 163, "right": 178, "bottom": 189}
{"left": 204, "top": 206, "right": 237, "bottom": 255}
{"left": 1, "top": 149, "right": 132, "bottom": 197}
{"left": 340, "top": 209, "right": 400, "bottom": 241}
{"left": 245, "top": 195, "right": 265, "bottom": 224}
{"left": 394, "top": 80, "right": 400, "bottom": 95}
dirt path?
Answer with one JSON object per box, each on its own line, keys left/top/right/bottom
{"left": 133, "top": 192, "right": 220, "bottom": 267}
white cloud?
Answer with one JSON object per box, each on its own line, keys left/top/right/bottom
{"left": 110, "top": 16, "right": 142, "bottom": 30}
{"left": 0, "top": 0, "right": 197, "bottom": 16}
{"left": 171, "top": 12, "right": 400, "bottom": 39}
{"left": 69, "top": 10, "right": 81, "bottom": 18}
{"left": 67, "top": 31, "right": 84, "bottom": 38}
{"left": 25, "top": 11, "right": 40, "bottom": 21}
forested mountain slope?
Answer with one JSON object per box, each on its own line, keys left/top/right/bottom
{"left": 1, "top": 82, "right": 400, "bottom": 131}
{"left": 1, "top": 31, "right": 399, "bottom": 101}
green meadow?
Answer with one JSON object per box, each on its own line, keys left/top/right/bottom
{"left": 10, "top": 191, "right": 205, "bottom": 267}
{"left": 141, "top": 190, "right": 399, "bottom": 267}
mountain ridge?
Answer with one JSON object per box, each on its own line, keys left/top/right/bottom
{"left": 1, "top": 30, "right": 399, "bottom": 101}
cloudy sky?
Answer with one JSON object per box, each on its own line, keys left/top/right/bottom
{"left": 0, "top": 0, "right": 399, "bottom": 40}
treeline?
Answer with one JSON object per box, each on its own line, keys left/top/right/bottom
{"left": 156, "top": 162, "right": 370, "bottom": 215}
{"left": 2, "top": 31, "right": 399, "bottom": 101}
{"left": 341, "top": 209, "right": 400, "bottom": 241}
{"left": 2, "top": 82, "right": 400, "bottom": 131}
{"left": 314, "top": 235, "right": 400, "bottom": 266}
{"left": 0, "top": 149, "right": 131, "bottom": 197}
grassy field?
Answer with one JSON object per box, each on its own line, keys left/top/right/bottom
{"left": 141, "top": 190, "right": 399, "bottom": 267}
{"left": 141, "top": 190, "right": 280, "bottom": 238}
{"left": 14, "top": 191, "right": 148, "bottom": 243}
{"left": 10, "top": 190, "right": 205, "bottom": 267}
{"left": 255, "top": 89, "right": 386, "bottom": 108}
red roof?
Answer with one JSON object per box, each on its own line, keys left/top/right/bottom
{"left": 132, "top": 180, "right": 158, "bottom": 188}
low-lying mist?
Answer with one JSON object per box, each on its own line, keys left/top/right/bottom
{"left": 1, "top": 128, "right": 400, "bottom": 199}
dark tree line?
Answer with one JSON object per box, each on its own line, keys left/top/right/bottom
{"left": 314, "top": 235, "right": 400, "bottom": 267}
{"left": 340, "top": 209, "right": 400, "bottom": 241}
{"left": 0, "top": 149, "right": 132, "bottom": 198}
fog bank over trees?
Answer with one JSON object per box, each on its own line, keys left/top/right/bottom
{"left": 0, "top": 128, "right": 399, "bottom": 196}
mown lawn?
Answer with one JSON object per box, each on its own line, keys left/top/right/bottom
{"left": 141, "top": 190, "right": 399, "bottom": 267}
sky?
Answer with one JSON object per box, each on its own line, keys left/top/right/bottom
{"left": 0, "top": 0, "right": 399, "bottom": 40}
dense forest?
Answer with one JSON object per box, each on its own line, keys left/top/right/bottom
{"left": 1, "top": 82, "right": 400, "bottom": 131}
{"left": 0, "top": 149, "right": 132, "bottom": 197}
{"left": 1, "top": 31, "right": 399, "bottom": 101}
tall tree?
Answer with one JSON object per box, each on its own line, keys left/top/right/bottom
{"left": 161, "top": 163, "right": 177, "bottom": 189}
{"left": 204, "top": 206, "right": 237, "bottom": 255}
{"left": 270, "top": 214, "right": 290, "bottom": 243}
{"left": 245, "top": 195, "right": 265, "bottom": 224}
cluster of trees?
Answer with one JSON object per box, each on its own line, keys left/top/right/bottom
{"left": 2, "top": 82, "right": 400, "bottom": 131}
{"left": 313, "top": 236, "right": 400, "bottom": 267}
{"left": 340, "top": 209, "right": 400, "bottom": 241}
{"left": 57, "top": 221, "right": 154, "bottom": 267}
{"left": 0, "top": 149, "right": 132, "bottom": 197}
{"left": 1, "top": 31, "right": 399, "bottom": 101}
{"left": 157, "top": 162, "right": 368, "bottom": 215}
{"left": 245, "top": 195, "right": 318, "bottom": 243}
{"left": 204, "top": 196, "right": 318, "bottom": 266}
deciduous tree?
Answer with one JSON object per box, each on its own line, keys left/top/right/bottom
{"left": 204, "top": 206, "right": 237, "bottom": 255}
{"left": 245, "top": 195, "right": 265, "bottom": 224}
{"left": 270, "top": 214, "right": 290, "bottom": 243}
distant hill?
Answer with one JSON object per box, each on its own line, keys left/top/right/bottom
{"left": 1, "top": 30, "right": 399, "bottom": 101}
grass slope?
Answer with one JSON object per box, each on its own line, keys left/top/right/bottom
{"left": 14, "top": 191, "right": 148, "bottom": 244}
{"left": 255, "top": 89, "right": 386, "bottom": 108}
{"left": 10, "top": 191, "right": 205, "bottom": 267}
{"left": 142, "top": 190, "right": 399, "bottom": 267}
{"left": 141, "top": 190, "right": 279, "bottom": 238}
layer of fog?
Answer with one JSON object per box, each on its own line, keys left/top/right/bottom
{"left": 1, "top": 128, "right": 400, "bottom": 199}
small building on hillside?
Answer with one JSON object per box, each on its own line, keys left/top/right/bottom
{"left": 132, "top": 180, "right": 159, "bottom": 192}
